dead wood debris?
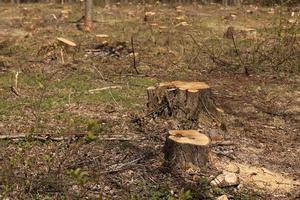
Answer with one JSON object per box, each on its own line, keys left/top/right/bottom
{"left": 210, "top": 140, "right": 235, "bottom": 147}
{"left": 85, "top": 41, "right": 132, "bottom": 58}
{"left": 211, "top": 141, "right": 236, "bottom": 160}
{"left": 10, "top": 86, "right": 21, "bottom": 96}
{"left": 101, "top": 151, "right": 155, "bottom": 174}
{"left": 0, "top": 133, "right": 144, "bottom": 142}
{"left": 0, "top": 61, "right": 9, "bottom": 73}
{"left": 87, "top": 86, "right": 122, "bottom": 94}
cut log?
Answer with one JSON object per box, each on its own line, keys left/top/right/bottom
{"left": 57, "top": 37, "right": 77, "bottom": 47}
{"left": 164, "top": 130, "right": 211, "bottom": 169}
{"left": 147, "top": 81, "right": 217, "bottom": 121}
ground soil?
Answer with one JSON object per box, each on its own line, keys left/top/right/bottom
{"left": 0, "top": 3, "right": 299, "bottom": 200}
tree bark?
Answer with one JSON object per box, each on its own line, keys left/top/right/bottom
{"left": 164, "top": 130, "right": 211, "bottom": 170}
{"left": 147, "top": 81, "right": 217, "bottom": 121}
{"left": 233, "top": 0, "right": 241, "bottom": 6}
{"left": 84, "top": 0, "right": 93, "bottom": 32}
{"left": 105, "top": 0, "right": 110, "bottom": 7}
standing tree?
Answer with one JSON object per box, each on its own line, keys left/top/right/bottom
{"left": 105, "top": 0, "right": 110, "bottom": 7}
{"left": 233, "top": 0, "right": 241, "bottom": 6}
{"left": 222, "top": 0, "right": 228, "bottom": 6}
{"left": 84, "top": 0, "right": 93, "bottom": 32}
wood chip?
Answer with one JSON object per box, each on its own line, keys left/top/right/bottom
{"left": 57, "top": 37, "right": 77, "bottom": 47}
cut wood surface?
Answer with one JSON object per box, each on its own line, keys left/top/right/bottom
{"left": 159, "top": 81, "right": 209, "bottom": 91}
{"left": 96, "top": 34, "right": 109, "bottom": 38}
{"left": 147, "top": 81, "right": 217, "bottom": 120}
{"left": 57, "top": 37, "right": 77, "bottom": 47}
{"left": 168, "top": 130, "right": 210, "bottom": 145}
{"left": 164, "top": 130, "right": 211, "bottom": 169}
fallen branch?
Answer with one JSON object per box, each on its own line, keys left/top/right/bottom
{"left": 0, "top": 133, "right": 144, "bottom": 142}
{"left": 0, "top": 134, "right": 64, "bottom": 141}
{"left": 10, "top": 86, "right": 21, "bottom": 96}
{"left": 212, "top": 149, "right": 236, "bottom": 160}
{"left": 101, "top": 151, "right": 154, "bottom": 174}
{"left": 68, "top": 85, "right": 121, "bottom": 105}
{"left": 98, "top": 137, "right": 145, "bottom": 141}
{"left": 210, "top": 141, "right": 235, "bottom": 147}
{"left": 70, "top": 86, "right": 122, "bottom": 95}
{"left": 101, "top": 157, "right": 144, "bottom": 174}
{"left": 88, "top": 86, "right": 122, "bottom": 94}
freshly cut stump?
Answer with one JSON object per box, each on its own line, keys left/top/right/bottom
{"left": 164, "top": 130, "right": 211, "bottom": 169}
{"left": 147, "top": 81, "right": 217, "bottom": 120}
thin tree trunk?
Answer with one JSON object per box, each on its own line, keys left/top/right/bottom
{"left": 231, "top": 0, "right": 241, "bottom": 6}
{"left": 105, "top": 0, "right": 110, "bottom": 7}
{"left": 84, "top": 0, "right": 93, "bottom": 32}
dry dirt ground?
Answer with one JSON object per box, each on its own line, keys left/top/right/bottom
{"left": 0, "top": 2, "right": 299, "bottom": 200}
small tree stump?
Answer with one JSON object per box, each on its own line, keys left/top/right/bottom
{"left": 164, "top": 130, "right": 211, "bottom": 169}
{"left": 147, "top": 81, "right": 217, "bottom": 120}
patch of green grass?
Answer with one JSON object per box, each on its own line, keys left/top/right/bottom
{"left": 51, "top": 73, "right": 95, "bottom": 91}
{"left": 87, "top": 119, "right": 112, "bottom": 134}
{"left": 127, "top": 76, "right": 157, "bottom": 87}
{"left": 232, "top": 188, "right": 263, "bottom": 200}
{"left": 72, "top": 89, "right": 122, "bottom": 104}
{"left": 146, "top": 185, "right": 174, "bottom": 200}
{"left": 0, "top": 96, "right": 30, "bottom": 116}
{"left": 37, "top": 94, "right": 68, "bottom": 110}
{"left": 0, "top": 71, "right": 14, "bottom": 86}
{"left": 64, "top": 76, "right": 156, "bottom": 108}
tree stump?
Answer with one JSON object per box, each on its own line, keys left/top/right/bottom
{"left": 147, "top": 81, "right": 217, "bottom": 121}
{"left": 164, "top": 130, "right": 211, "bottom": 169}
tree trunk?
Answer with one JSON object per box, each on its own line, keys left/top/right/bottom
{"left": 105, "top": 0, "right": 110, "bottom": 7}
{"left": 147, "top": 81, "right": 217, "bottom": 121}
{"left": 84, "top": 0, "right": 93, "bottom": 32}
{"left": 230, "top": 0, "right": 241, "bottom": 6}
{"left": 233, "top": 0, "right": 241, "bottom": 6}
{"left": 164, "top": 130, "right": 211, "bottom": 170}
{"left": 80, "top": 0, "right": 84, "bottom": 11}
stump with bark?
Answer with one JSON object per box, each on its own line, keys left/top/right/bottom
{"left": 147, "top": 81, "right": 217, "bottom": 121}
{"left": 164, "top": 130, "right": 211, "bottom": 169}
{"left": 84, "top": 0, "right": 93, "bottom": 32}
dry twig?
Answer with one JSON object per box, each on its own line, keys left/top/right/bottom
{"left": 131, "top": 35, "right": 139, "bottom": 74}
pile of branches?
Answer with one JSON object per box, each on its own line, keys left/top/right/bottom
{"left": 85, "top": 41, "right": 132, "bottom": 58}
